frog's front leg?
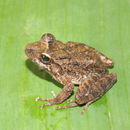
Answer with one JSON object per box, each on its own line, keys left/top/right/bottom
{"left": 37, "top": 83, "right": 74, "bottom": 108}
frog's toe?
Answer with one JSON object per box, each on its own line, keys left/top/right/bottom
{"left": 51, "top": 91, "right": 56, "bottom": 98}
{"left": 35, "top": 97, "right": 40, "bottom": 101}
{"left": 35, "top": 97, "right": 53, "bottom": 102}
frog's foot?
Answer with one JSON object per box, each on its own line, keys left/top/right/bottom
{"left": 35, "top": 91, "right": 56, "bottom": 102}
{"left": 55, "top": 103, "right": 78, "bottom": 110}
{"left": 80, "top": 101, "right": 93, "bottom": 114}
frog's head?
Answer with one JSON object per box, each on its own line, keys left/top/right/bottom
{"left": 25, "top": 33, "right": 56, "bottom": 70}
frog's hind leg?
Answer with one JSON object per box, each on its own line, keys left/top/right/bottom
{"left": 80, "top": 97, "right": 100, "bottom": 114}
{"left": 80, "top": 73, "right": 117, "bottom": 114}
{"left": 98, "top": 52, "right": 114, "bottom": 68}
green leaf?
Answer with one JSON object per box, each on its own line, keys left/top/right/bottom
{"left": 0, "top": 0, "right": 130, "bottom": 130}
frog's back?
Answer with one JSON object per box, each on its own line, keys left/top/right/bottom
{"left": 65, "top": 41, "right": 114, "bottom": 68}
{"left": 65, "top": 42, "right": 97, "bottom": 65}
{"left": 48, "top": 42, "right": 109, "bottom": 84}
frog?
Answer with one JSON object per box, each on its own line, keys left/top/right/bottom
{"left": 25, "top": 33, "right": 117, "bottom": 114}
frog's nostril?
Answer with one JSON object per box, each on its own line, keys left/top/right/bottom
{"left": 25, "top": 48, "right": 33, "bottom": 54}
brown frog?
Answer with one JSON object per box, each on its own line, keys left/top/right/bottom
{"left": 25, "top": 33, "right": 117, "bottom": 114}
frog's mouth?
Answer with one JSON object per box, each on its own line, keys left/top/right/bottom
{"left": 34, "top": 58, "right": 51, "bottom": 71}
{"left": 25, "top": 48, "right": 34, "bottom": 58}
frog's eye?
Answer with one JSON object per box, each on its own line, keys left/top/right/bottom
{"left": 41, "top": 33, "right": 55, "bottom": 44}
{"left": 40, "top": 53, "right": 51, "bottom": 64}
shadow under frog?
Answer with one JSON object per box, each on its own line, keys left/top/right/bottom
{"left": 25, "top": 59, "right": 63, "bottom": 89}
{"left": 25, "top": 59, "right": 70, "bottom": 121}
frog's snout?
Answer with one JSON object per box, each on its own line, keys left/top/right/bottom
{"left": 25, "top": 43, "right": 38, "bottom": 59}
{"left": 25, "top": 47, "right": 33, "bottom": 55}
{"left": 25, "top": 44, "right": 33, "bottom": 55}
